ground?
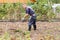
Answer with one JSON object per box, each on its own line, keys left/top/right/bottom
{"left": 0, "top": 22, "right": 60, "bottom": 40}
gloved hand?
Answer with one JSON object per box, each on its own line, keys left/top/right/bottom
{"left": 21, "top": 18, "right": 25, "bottom": 22}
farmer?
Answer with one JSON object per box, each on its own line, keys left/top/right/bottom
{"left": 22, "top": 4, "right": 36, "bottom": 31}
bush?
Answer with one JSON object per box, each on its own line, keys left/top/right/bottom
{"left": 0, "top": 3, "right": 25, "bottom": 21}
{"left": 56, "top": 6, "right": 60, "bottom": 13}
{"left": 32, "top": 0, "right": 56, "bottom": 21}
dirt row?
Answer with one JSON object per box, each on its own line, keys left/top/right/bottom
{"left": 0, "top": 22, "right": 60, "bottom": 40}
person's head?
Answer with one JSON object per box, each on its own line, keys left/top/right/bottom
{"left": 22, "top": 4, "right": 27, "bottom": 9}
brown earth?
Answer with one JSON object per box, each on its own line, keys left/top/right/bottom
{"left": 0, "top": 22, "right": 60, "bottom": 40}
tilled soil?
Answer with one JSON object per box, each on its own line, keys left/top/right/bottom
{"left": 0, "top": 22, "right": 60, "bottom": 40}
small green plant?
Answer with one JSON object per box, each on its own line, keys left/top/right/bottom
{"left": 23, "top": 31, "right": 31, "bottom": 40}
{"left": 0, "top": 32, "right": 10, "bottom": 40}
{"left": 56, "top": 6, "right": 60, "bottom": 13}
{"left": 0, "top": 31, "right": 31, "bottom": 40}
